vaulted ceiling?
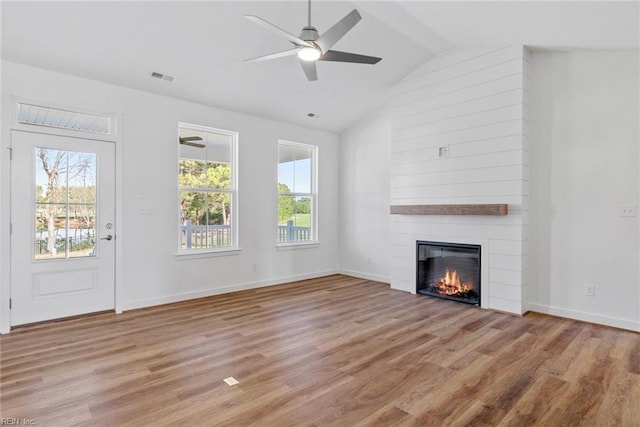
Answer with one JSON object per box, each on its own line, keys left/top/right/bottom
{"left": 2, "top": 1, "right": 638, "bottom": 133}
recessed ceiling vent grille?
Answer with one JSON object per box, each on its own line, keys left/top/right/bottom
{"left": 17, "top": 103, "right": 112, "bottom": 135}
{"left": 151, "top": 71, "right": 174, "bottom": 82}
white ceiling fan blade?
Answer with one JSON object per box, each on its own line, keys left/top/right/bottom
{"left": 316, "top": 9, "right": 361, "bottom": 53}
{"left": 245, "top": 15, "right": 314, "bottom": 48}
{"left": 244, "top": 48, "right": 298, "bottom": 63}
{"left": 319, "top": 50, "right": 381, "bottom": 64}
{"left": 299, "top": 59, "right": 318, "bottom": 81}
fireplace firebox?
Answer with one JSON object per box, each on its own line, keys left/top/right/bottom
{"left": 416, "top": 241, "right": 480, "bottom": 306}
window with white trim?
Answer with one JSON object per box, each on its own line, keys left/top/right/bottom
{"left": 278, "top": 141, "right": 317, "bottom": 244}
{"left": 178, "top": 123, "right": 237, "bottom": 251}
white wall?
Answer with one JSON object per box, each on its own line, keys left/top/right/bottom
{"left": 3, "top": 50, "right": 638, "bottom": 333}
{"left": 339, "top": 105, "right": 391, "bottom": 283}
{"left": 0, "top": 61, "right": 340, "bottom": 332}
{"left": 337, "top": 47, "right": 640, "bottom": 330}
{"left": 528, "top": 50, "right": 640, "bottom": 331}
{"left": 390, "top": 46, "right": 528, "bottom": 314}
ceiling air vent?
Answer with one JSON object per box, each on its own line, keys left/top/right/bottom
{"left": 17, "top": 103, "right": 111, "bottom": 135}
{"left": 151, "top": 71, "right": 174, "bottom": 82}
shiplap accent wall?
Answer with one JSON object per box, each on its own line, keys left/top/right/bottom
{"left": 390, "top": 46, "right": 527, "bottom": 314}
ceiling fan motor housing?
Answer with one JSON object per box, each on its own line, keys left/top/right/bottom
{"left": 299, "top": 26, "right": 319, "bottom": 44}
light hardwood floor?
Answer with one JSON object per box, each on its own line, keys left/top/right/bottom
{"left": 1, "top": 275, "right": 639, "bottom": 426}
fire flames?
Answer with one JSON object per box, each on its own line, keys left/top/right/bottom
{"left": 435, "top": 269, "right": 473, "bottom": 296}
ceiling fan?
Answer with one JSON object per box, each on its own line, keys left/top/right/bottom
{"left": 244, "top": 0, "right": 382, "bottom": 81}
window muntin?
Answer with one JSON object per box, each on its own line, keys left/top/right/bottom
{"left": 179, "top": 124, "right": 237, "bottom": 251}
{"left": 278, "top": 141, "right": 316, "bottom": 244}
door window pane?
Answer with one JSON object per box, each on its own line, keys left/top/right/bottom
{"left": 34, "top": 148, "right": 97, "bottom": 260}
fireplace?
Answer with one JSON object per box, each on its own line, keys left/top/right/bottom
{"left": 416, "top": 241, "right": 481, "bottom": 306}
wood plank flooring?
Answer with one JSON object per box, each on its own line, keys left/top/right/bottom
{"left": 1, "top": 274, "right": 639, "bottom": 426}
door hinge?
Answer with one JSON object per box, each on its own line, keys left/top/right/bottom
{"left": 9, "top": 298, "right": 12, "bottom": 310}
{"left": 9, "top": 223, "right": 12, "bottom": 235}
{"left": 7, "top": 147, "right": 12, "bottom": 160}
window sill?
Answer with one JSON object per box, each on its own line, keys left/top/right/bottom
{"left": 175, "top": 248, "right": 241, "bottom": 260}
{"left": 276, "top": 242, "right": 319, "bottom": 251}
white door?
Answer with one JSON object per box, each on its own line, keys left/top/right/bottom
{"left": 10, "top": 130, "right": 115, "bottom": 326}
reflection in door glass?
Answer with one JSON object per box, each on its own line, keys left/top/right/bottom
{"left": 34, "top": 148, "right": 97, "bottom": 260}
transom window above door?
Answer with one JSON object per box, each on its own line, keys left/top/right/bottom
{"left": 17, "top": 102, "right": 113, "bottom": 135}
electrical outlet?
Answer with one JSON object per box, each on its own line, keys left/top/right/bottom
{"left": 619, "top": 205, "right": 637, "bottom": 217}
{"left": 138, "top": 205, "right": 153, "bottom": 215}
{"left": 585, "top": 285, "right": 595, "bottom": 297}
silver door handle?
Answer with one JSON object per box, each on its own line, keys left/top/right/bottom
{"left": 101, "top": 235, "right": 113, "bottom": 241}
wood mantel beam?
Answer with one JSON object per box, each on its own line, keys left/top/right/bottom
{"left": 390, "top": 204, "right": 508, "bottom": 216}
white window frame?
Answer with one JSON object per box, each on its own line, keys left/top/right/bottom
{"left": 177, "top": 122, "right": 238, "bottom": 255}
{"left": 277, "top": 140, "right": 318, "bottom": 247}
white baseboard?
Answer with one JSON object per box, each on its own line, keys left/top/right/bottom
{"left": 123, "top": 269, "right": 340, "bottom": 311}
{"left": 338, "top": 269, "right": 390, "bottom": 284}
{"left": 526, "top": 303, "right": 640, "bottom": 332}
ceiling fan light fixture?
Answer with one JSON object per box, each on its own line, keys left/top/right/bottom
{"left": 245, "top": 2, "right": 381, "bottom": 81}
{"left": 297, "top": 46, "right": 321, "bottom": 62}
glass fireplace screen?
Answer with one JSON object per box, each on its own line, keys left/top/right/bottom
{"left": 416, "top": 241, "right": 480, "bottom": 306}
